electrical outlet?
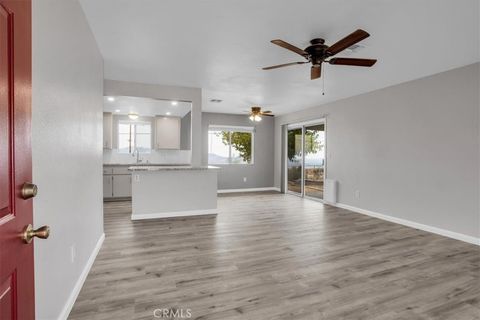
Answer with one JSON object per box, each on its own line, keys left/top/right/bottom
{"left": 70, "top": 245, "right": 76, "bottom": 263}
{"left": 243, "top": 177, "right": 247, "bottom": 182}
{"left": 354, "top": 190, "right": 360, "bottom": 200}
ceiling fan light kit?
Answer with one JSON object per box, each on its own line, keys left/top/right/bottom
{"left": 248, "top": 106, "right": 273, "bottom": 122}
{"left": 263, "top": 29, "right": 377, "bottom": 80}
{"left": 249, "top": 115, "right": 262, "bottom": 122}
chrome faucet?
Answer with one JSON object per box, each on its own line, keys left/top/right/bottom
{"left": 132, "top": 148, "right": 142, "bottom": 164}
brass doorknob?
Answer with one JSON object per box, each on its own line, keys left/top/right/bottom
{"left": 22, "top": 224, "right": 50, "bottom": 244}
{"left": 21, "top": 182, "right": 38, "bottom": 199}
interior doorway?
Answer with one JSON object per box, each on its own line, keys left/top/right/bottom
{"left": 286, "top": 120, "right": 326, "bottom": 201}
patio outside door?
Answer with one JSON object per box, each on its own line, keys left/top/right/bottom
{"left": 286, "top": 128, "right": 303, "bottom": 195}
{"left": 286, "top": 121, "right": 326, "bottom": 201}
{"left": 303, "top": 124, "right": 325, "bottom": 200}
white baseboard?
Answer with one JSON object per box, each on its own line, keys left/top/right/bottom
{"left": 59, "top": 233, "right": 105, "bottom": 320}
{"left": 333, "top": 203, "right": 480, "bottom": 246}
{"left": 218, "top": 187, "right": 281, "bottom": 194}
{"left": 131, "top": 209, "right": 217, "bottom": 220}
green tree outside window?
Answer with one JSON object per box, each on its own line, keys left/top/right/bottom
{"left": 217, "top": 131, "right": 252, "bottom": 163}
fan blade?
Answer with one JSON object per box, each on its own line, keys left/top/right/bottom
{"left": 326, "top": 29, "right": 370, "bottom": 56}
{"left": 262, "top": 61, "right": 307, "bottom": 70}
{"left": 261, "top": 110, "right": 272, "bottom": 114}
{"left": 311, "top": 65, "right": 321, "bottom": 80}
{"left": 329, "top": 58, "right": 377, "bottom": 67}
{"left": 261, "top": 113, "right": 274, "bottom": 117}
{"left": 271, "top": 39, "right": 308, "bottom": 57}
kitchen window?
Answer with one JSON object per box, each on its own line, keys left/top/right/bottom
{"left": 118, "top": 121, "right": 152, "bottom": 153}
{"left": 208, "top": 125, "right": 254, "bottom": 164}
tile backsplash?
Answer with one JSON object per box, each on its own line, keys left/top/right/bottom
{"left": 103, "top": 149, "right": 191, "bottom": 164}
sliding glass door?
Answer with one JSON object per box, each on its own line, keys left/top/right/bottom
{"left": 286, "top": 121, "right": 326, "bottom": 200}
{"left": 287, "top": 128, "right": 303, "bottom": 195}
{"left": 304, "top": 124, "right": 325, "bottom": 200}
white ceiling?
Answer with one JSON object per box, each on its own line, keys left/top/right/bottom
{"left": 103, "top": 96, "right": 191, "bottom": 117}
{"left": 80, "top": 0, "right": 479, "bottom": 115}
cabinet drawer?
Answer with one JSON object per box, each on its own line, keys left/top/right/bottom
{"left": 112, "top": 166, "right": 131, "bottom": 175}
{"left": 103, "top": 167, "right": 113, "bottom": 175}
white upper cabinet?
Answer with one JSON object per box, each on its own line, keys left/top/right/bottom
{"left": 155, "top": 116, "right": 180, "bottom": 149}
{"left": 103, "top": 112, "right": 113, "bottom": 149}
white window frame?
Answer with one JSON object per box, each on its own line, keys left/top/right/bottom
{"left": 208, "top": 125, "right": 255, "bottom": 165}
{"left": 118, "top": 120, "right": 152, "bottom": 154}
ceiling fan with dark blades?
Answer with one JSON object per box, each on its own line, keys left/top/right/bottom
{"left": 263, "top": 29, "right": 377, "bottom": 80}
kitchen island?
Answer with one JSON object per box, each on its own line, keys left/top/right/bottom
{"left": 128, "top": 166, "right": 220, "bottom": 220}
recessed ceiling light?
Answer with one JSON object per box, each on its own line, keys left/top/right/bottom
{"left": 166, "top": 112, "right": 171, "bottom": 115}
{"left": 114, "top": 109, "right": 120, "bottom": 113}
{"left": 107, "top": 97, "right": 115, "bottom": 102}
{"left": 171, "top": 101, "right": 178, "bottom": 106}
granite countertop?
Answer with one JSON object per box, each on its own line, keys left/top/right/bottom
{"left": 104, "top": 163, "right": 190, "bottom": 167}
{"left": 128, "top": 165, "right": 220, "bottom": 171}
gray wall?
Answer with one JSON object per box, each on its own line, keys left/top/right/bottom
{"left": 202, "top": 112, "right": 274, "bottom": 190}
{"left": 32, "top": 1, "right": 104, "bottom": 319}
{"left": 274, "top": 63, "right": 480, "bottom": 239}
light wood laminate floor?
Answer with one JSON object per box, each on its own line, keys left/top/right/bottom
{"left": 69, "top": 193, "right": 479, "bottom": 320}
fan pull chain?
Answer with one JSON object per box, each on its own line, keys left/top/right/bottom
{"left": 322, "top": 66, "right": 326, "bottom": 95}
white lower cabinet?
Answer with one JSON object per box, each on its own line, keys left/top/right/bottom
{"left": 103, "top": 175, "right": 113, "bottom": 198}
{"left": 112, "top": 175, "right": 132, "bottom": 198}
{"left": 103, "top": 166, "right": 132, "bottom": 199}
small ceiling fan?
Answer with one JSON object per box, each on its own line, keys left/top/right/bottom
{"left": 263, "top": 29, "right": 377, "bottom": 80}
{"left": 248, "top": 106, "right": 273, "bottom": 122}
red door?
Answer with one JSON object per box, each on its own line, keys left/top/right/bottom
{"left": 0, "top": 0, "right": 37, "bottom": 319}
